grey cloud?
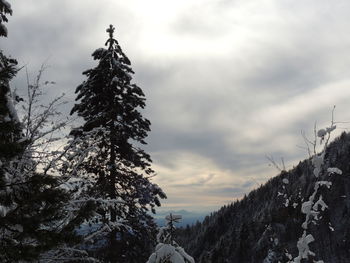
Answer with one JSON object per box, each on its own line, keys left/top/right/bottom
{"left": 145, "top": 128, "right": 248, "bottom": 172}
{"left": 171, "top": 174, "right": 215, "bottom": 188}
{"left": 171, "top": 8, "right": 227, "bottom": 38}
{"left": 3, "top": 0, "right": 350, "bottom": 212}
{"left": 134, "top": 57, "right": 313, "bottom": 173}
{"left": 197, "top": 173, "right": 215, "bottom": 184}
{"left": 4, "top": 0, "right": 137, "bottom": 99}
{"left": 140, "top": 14, "right": 350, "bottom": 167}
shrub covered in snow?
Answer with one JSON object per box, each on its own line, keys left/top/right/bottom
{"left": 147, "top": 214, "right": 194, "bottom": 263}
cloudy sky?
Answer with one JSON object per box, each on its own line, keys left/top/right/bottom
{"left": 2, "top": 0, "right": 350, "bottom": 213}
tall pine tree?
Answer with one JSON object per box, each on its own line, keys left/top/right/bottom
{"left": 68, "top": 25, "right": 166, "bottom": 262}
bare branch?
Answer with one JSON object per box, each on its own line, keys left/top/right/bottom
{"left": 266, "top": 154, "right": 285, "bottom": 172}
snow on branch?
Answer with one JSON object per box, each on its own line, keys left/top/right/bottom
{"left": 288, "top": 107, "right": 342, "bottom": 263}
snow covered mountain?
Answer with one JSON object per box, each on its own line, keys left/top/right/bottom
{"left": 177, "top": 132, "right": 350, "bottom": 263}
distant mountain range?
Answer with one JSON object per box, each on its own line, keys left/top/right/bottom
{"left": 176, "top": 132, "right": 350, "bottom": 263}
{"left": 154, "top": 209, "right": 206, "bottom": 227}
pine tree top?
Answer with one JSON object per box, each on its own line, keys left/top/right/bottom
{"left": 105, "top": 24, "right": 116, "bottom": 50}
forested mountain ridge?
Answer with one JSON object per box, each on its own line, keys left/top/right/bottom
{"left": 177, "top": 132, "right": 350, "bottom": 263}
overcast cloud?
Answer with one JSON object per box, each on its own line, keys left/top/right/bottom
{"left": 2, "top": 0, "right": 350, "bottom": 212}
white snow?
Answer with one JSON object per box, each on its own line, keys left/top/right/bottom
{"left": 327, "top": 167, "right": 342, "bottom": 175}
{"left": 291, "top": 123, "right": 337, "bottom": 263}
{"left": 284, "top": 198, "right": 290, "bottom": 207}
{"left": 112, "top": 76, "right": 119, "bottom": 83}
{"left": 6, "top": 93, "right": 20, "bottom": 123}
{"left": 326, "top": 125, "right": 336, "bottom": 133}
{"left": 12, "top": 224, "right": 23, "bottom": 233}
{"left": 316, "top": 181, "right": 332, "bottom": 188}
{"left": 294, "top": 231, "right": 315, "bottom": 263}
{"left": 313, "top": 196, "right": 328, "bottom": 212}
{"left": 317, "top": 129, "right": 327, "bottom": 138}
{"left": 317, "top": 126, "right": 336, "bottom": 138}
{"left": 263, "top": 249, "right": 276, "bottom": 263}
{"left": 146, "top": 243, "right": 194, "bottom": 263}
{"left": 312, "top": 153, "right": 324, "bottom": 177}
{"left": 0, "top": 203, "right": 17, "bottom": 217}
{"left": 328, "top": 223, "right": 335, "bottom": 232}
{"left": 301, "top": 201, "right": 312, "bottom": 216}
{"left": 0, "top": 205, "right": 10, "bottom": 217}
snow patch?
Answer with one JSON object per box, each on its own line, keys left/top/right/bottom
{"left": 327, "top": 167, "right": 342, "bottom": 175}
{"left": 146, "top": 243, "right": 194, "bottom": 263}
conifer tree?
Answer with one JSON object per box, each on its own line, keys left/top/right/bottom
{"left": 0, "top": 6, "right": 89, "bottom": 261}
{"left": 0, "top": 58, "right": 88, "bottom": 261}
{"left": 0, "top": 53, "right": 21, "bottom": 158}
{"left": 146, "top": 214, "right": 195, "bottom": 263}
{"left": 68, "top": 25, "right": 166, "bottom": 262}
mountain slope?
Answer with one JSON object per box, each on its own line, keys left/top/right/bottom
{"left": 177, "top": 132, "right": 350, "bottom": 263}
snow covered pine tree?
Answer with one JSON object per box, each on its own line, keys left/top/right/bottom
{"left": 68, "top": 25, "right": 166, "bottom": 262}
{"left": 147, "top": 214, "right": 195, "bottom": 263}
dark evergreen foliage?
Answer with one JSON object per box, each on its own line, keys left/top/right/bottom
{"left": 0, "top": 0, "right": 12, "bottom": 37}
{"left": 0, "top": 173, "right": 83, "bottom": 262}
{"left": 177, "top": 133, "right": 350, "bottom": 263}
{"left": 69, "top": 25, "right": 166, "bottom": 262}
{"left": 0, "top": 9, "right": 87, "bottom": 261}
{"left": 0, "top": 52, "right": 22, "bottom": 159}
{"left": 0, "top": 56, "right": 83, "bottom": 262}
